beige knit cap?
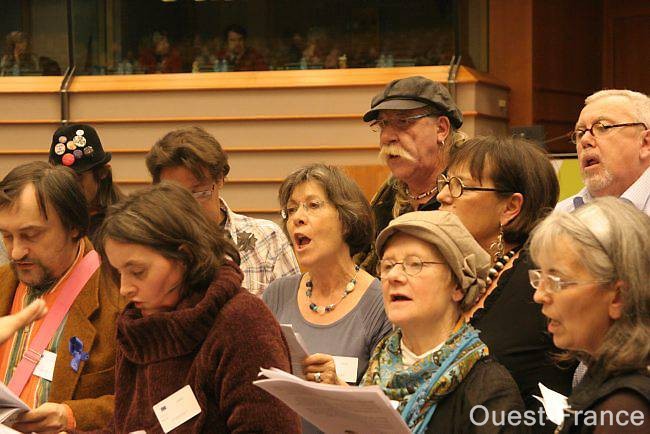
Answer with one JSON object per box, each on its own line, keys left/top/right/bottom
{"left": 375, "top": 211, "right": 491, "bottom": 311}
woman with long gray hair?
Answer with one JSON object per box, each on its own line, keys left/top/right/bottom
{"left": 529, "top": 197, "right": 650, "bottom": 433}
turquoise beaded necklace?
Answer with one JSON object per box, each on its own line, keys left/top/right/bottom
{"left": 305, "top": 265, "right": 361, "bottom": 314}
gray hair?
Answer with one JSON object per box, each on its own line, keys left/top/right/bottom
{"left": 529, "top": 197, "right": 650, "bottom": 374}
{"left": 585, "top": 89, "right": 650, "bottom": 129}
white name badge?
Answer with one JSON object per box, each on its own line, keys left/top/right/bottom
{"left": 153, "top": 385, "right": 202, "bottom": 433}
{"left": 33, "top": 350, "right": 56, "bottom": 382}
{"left": 332, "top": 356, "right": 358, "bottom": 384}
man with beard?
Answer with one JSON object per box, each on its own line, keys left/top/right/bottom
{"left": 556, "top": 89, "right": 650, "bottom": 214}
{"left": 0, "top": 162, "right": 121, "bottom": 432}
{"left": 355, "top": 76, "right": 466, "bottom": 273}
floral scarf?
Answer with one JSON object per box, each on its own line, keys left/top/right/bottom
{"left": 361, "top": 322, "right": 488, "bottom": 433}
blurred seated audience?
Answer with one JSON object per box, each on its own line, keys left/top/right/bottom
{"left": 217, "top": 24, "right": 268, "bottom": 71}
{"left": 138, "top": 32, "right": 182, "bottom": 74}
{"left": 306, "top": 211, "right": 525, "bottom": 433}
{"left": 437, "top": 136, "right": 574, "bottom": 431}
{"left": 530, "top": 197, "right": 650, "bottom": 433}
{"left": 92, "top": 182, "right": 301, "bottom": 433}
{"left": 1, "top": 31, "right": 39, "bottom": 76}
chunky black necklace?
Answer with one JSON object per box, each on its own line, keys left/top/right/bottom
{"left": 306, "top": 265, "right": 361, "bottom": 314}
{"left": 485, "top": 248, "right": 519, "bottom": 286}
{"left": 405, "top": 185, "right": 438, "bottom": 201}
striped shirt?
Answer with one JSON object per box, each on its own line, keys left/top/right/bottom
{"left": 0, "top": 241, "right": 83, "bottom": 408}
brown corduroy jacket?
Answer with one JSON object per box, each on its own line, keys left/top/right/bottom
{"left": 0, "top": 242, "right": 123, "bottom": 430}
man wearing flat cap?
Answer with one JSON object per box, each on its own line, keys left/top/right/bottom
{"left": 356, "top": 76, "right": 466, "bottom": 274}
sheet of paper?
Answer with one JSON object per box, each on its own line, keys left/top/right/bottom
{"left": 533, "top": 382, "right": 569, "bottom": 425}
{"left": 280, "top": 324, "right": 310, "bottom": 378}
{"left": 254, "top": 367, "right": 410, "bottom": 434}
{"left": 33, "top": 350, "right": 57, "bottom": 382}
{"left": 0, "top": 381, "right": 29, "bottom": 424}
{"left": 152, "top": 385, "right": 202, "bottom": 433}
{"left": 0, "top": 423, "right": 20, "bottom": 433}
{"left": 332, "top": 356, "right": 358, "bottom": 384}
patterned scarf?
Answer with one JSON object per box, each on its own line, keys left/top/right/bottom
{"left": 361, "top": 322, "right": 488, "bottom": 433}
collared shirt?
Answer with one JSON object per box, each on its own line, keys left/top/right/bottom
{"left": 555, "top": 166, "right": 650, "bottom": 215}
{"left": 221, "top": 199, "right": 299, "bottom": 296}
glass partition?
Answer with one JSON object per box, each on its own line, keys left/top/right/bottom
{"left": 0, "top": 0, "right": 488, "bottom": 77}
{"left": 0, "top": 0, "right": 68, "bottom": 76}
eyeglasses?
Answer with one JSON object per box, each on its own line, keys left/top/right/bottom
{"left": 281, "top": 199, "right": 326, "bottom": 220}
{"left": 192, "top": 184, "right": 214, "bottom": 201}
{"left": 436, "top": 174, "right": 513, "bottom": 199}
{"left": 570, "top": 121, "right": 648, "bottom": 144}
{"left": 528, "top": 269, "right": 610, "bottom": 293}
{"left": 369, "top": 112, "right": 435, "bottom": 133}
{"left": 377, "top": 256, "right": 445, "bottom": 278}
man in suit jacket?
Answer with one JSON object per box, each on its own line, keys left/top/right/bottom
{"left": 0, "top": 162, "right": 122, "bottom": 432}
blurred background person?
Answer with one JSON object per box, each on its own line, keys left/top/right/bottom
{"left": 305, "top": 211, "right": 525, "bottom": 433}
{"left": 218, "top": 24, "right": 267, "bottom": 71}
{"left": 49, "top": 124, "right": 123, "bottom": 244}
{"left": 436, "top": 136, "right": 574, "bottom": 431}
{"left": 94, "top": 182, "right": 300, "bottom": 433}
{"left": 138, "top": 32, "right": 182, "bottom": 74}
{"left": 263, "top": 163, "right": 391, "bottom": 433}
{"left": 530, "top": 197, "right": 649, "bottom": 433}
{"left": 146, "top": 127, "right": 299, "bottom": 295}
{"left": 1, "top": 31, "right": 39, "bottom": 76}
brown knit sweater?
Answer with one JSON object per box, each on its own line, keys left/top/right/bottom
{"left": 80, "top": 260, "right": 301, "bottom": 434}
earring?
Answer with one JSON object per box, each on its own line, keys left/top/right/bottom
{"left": 489, "top": 225, "right": 505, "bottom": 262}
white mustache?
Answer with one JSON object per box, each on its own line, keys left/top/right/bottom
{"left": 379, "top": 144, "right": 416, "bottom": 163}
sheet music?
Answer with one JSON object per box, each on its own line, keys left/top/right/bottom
{"left": 0, "top": 381, "right": 29, "bottom": 426}
{"left": 280, "top": 324, "right": 310, "bottom": 378}
{"left": 255, "top": 367, "right": 410, "bottom": 434}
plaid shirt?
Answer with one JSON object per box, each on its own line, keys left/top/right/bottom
{"left": 222, "top": 200, "right": 299, "bottom": 296}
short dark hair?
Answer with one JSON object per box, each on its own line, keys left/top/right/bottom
{"left": 278, "top": 164, "right": 374, "bottom": 257}
{"left": 96, "top": 182, "right": 240, "bottom": 294}
{"left": 447, "top": 136, "right": 559, "bottom": 245}
{"left": 224, "top": 24, "right": 247, "bottom": 40}
{"left": 146, "top": 127, "right": 230, "bottom": 184}
{"left": 0, "top": 162, "right": 89, "bottom": 240}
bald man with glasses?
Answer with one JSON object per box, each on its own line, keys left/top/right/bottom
{"left": 556, "top": 89, "right": 650, "bottom": 215}
{"left": 356, "top": 76, "right": 466, "bottom": 273}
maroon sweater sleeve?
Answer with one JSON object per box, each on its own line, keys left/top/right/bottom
{"left": 214, "top": 293, "right": 301, "bottom": 433}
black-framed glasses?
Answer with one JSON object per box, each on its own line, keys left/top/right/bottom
{"left": 436, "top": 174, "right": 513, "bottom": 199}
{"left": 528, "top": 269, "right": 610, "bottom": 294}
{"left": 192, "top": 184, "right": 214, "bottom": 201}
{"left": 377, "top": 256, "right": 445, "bottom": 278}
{"left": 369, "top": 112, "right": 435, "bottom": 133}
{"left": 281, "top": 199, "right": 326, "bottom": 220}
{"left": 570, "top": 121, "right": 648, "bottom": 144}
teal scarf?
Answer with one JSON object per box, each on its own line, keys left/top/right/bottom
{"left": 361, "top": 322, "right": 488, "bottom": 433}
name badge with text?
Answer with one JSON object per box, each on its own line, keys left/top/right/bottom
{"left": 332, "top": 356, "right": 358, "bottom": 383}
{"left": 33, "top": 350, "right": 56, "bottom": 382}
{"left": 153, "top": 385, "right": 202, "bottom": 433}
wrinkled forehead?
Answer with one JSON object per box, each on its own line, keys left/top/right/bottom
{"left": 577, "top": 96, "right": 636, "bottom": 127}
{"left": 0, "top": 185, "right": 53, "bottom": 231}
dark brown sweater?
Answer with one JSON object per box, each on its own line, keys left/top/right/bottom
{"left": 81, "top": 260, "right": 301, "bottom": 434}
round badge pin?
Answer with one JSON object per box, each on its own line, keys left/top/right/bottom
{"left": 67, "top": 141, "right": 77, "bottom": 151}
{"left": 62, "top": 153, "right": 75, "bottom": 166}
{"left": 73, "top": 149, "right": 83, "bottom": 159}
{"left": 73, "top": 135, "right": 87, "bottom": 147}
{"left": 54, "top": 143, "right": 66, "bottom": 155}
{"left": 58, "top": 136, "right": 67, "bottom": 143}
{"left": 83, "top": 146, "right": 94, "bottom": 155}
{"left": 76, "top": 129, "right": 85, "bottom": 136}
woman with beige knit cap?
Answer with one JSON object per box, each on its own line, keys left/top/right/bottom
{"left": 304, "top": 210, "right": 525, "bottom": 433}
